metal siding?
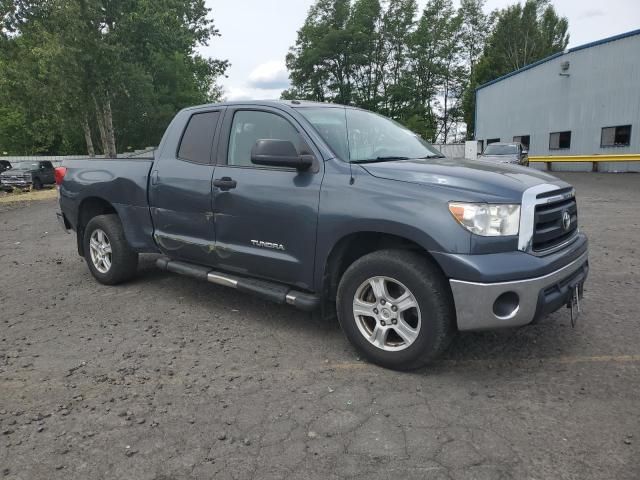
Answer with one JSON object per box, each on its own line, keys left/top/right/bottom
{"left": 476, "top": 34, "right": 640, "bottom": 158}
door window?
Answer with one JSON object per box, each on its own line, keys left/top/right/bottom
{"left": 228, "top": 110, "right": 302, "bottom": 167}
{"left": 177, "top": 111, "right": 220, "bottom": 164}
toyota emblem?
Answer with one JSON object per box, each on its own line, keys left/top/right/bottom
{"left": 562, "top": 211, "right": 571, "bottom": 231}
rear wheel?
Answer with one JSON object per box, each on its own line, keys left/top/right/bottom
{"left": 83, "top": 214, "right": 138, "bottom": 285}
{"left": 337, "top": 250, "right": 455, "bottom": 370}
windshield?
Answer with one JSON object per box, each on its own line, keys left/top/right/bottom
{"left": 297, "top": 107, "right": 443, "bottom": 162}
{"left": 483, "top": 144, "right": 518, "bottom": 155}
{"left": 11, "top": 162, "right": 39, "bottom": 169}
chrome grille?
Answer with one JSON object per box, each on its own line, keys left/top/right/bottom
{"left": 532, "top": 188, "right": 578, "bottom": 252}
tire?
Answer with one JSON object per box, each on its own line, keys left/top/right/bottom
{"left": 337, "top": 250, "right": 455, "bottom": 370}
{"left": 83, "top": 214, "right": 138, "bottom": 285}
{"left": 32, "top": 178, "right": 43, "bottom": 190}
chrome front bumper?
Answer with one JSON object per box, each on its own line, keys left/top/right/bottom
{"left": 1, "top": 179, "right": 31, "bottom": 187}
{"left": 450, "top": 251, "right": 589, "bottom": 331}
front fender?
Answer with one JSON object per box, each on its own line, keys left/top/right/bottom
{"left": 313, "top": 159, "right": 472, "bottom": 290}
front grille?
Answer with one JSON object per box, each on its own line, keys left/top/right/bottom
{"left": 532, "top": 190, "right": 578, "bottom": 252}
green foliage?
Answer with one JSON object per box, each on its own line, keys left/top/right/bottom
{"left": 0, "top": 0, "right": 228, "bottom": 155}
{"left": 286, "top": 0, "right": 469, "bottom": 142}
{"left": 285, "top": 0, "right": 568, "bottom": 143}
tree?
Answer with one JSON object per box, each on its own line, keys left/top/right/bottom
{"left": 378, "top": 0, "right": 417, "bottom": 118}
{"left": 347, "top": 0, "right": 383, "bottom": 111}
{"left": 0, "top": 0, "right": 228, "bottom": 156}
{"left": 459, "top": 0, "right": 489, "bottom": 79}
{"left": 407, "top": 0, "right": 461, "bottom": 141}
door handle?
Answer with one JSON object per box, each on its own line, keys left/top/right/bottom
{"left": 151, "top": 170, "right": 159, "bottom": 185}
{"left": 213, "top": 177, "right": 237, "bottom": 191}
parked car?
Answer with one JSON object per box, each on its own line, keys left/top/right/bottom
{"left": 479, "top": 142, "right": 529, "bottom": 166}
{"left": 0, "top": 160, "right": 55, "bottom": 190}
{"left": 56, "top": 101, "right": 588, "bottom": 370}
{"left": 0, "top": 160, "right": 12, "bottom": 173}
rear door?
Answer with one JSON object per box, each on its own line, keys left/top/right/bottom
{"left": 149, "top": 109, "right": 223, "bottom": 265}
{"left": 211, "top": 106, "right": 323, "bottom": 290}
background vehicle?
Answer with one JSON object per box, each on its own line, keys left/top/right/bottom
{"left": 0, "top": 160, "right": 55, "bottom": 190}
{"left": 479, "top": 142, "right": 529, "bottom": 166}
{"left": 0, "top": 160, "right": 12, "bottom": 191}
{"left": 56, "top": 101, "right": 588, "bottom": 370}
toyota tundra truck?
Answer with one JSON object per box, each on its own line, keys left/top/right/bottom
{"left": 56, "top": 101, "right": 588, "bottom": 370}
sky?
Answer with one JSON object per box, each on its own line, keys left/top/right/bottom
{"left": 200, "top": 0, "right": 640, "bottom": 101}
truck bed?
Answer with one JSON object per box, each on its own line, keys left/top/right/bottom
{"left": 59, "top": 157, "right": 157, "bottom": 253}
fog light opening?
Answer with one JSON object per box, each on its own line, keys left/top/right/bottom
{"left": 493, "top": 291, "right": 520, "bottom": 320}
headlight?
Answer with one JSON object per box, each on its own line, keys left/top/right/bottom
{"left": 449, "top": 202, "right": 520, "bottom": 236}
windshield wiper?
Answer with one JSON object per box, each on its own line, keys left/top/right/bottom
{"left": 417, "top": 154, "right": 446, "bottom": 159}
{"left": 351, "top": 156, "right": 410, "bottom": 164}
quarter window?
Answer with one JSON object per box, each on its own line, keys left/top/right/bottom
{"left": 177, "top": 111, "right": 220, "bottom": 164}
{"left": 228, "top": 111, "right": 302, "bottom": 167}
{"left": 601, "top": 125, "right": 631, "bottom": 147}
{"left": 549, "top": 131, "right": 571, "bottom": 150}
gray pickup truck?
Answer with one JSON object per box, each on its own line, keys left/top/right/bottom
{"left": 56, "top": 101, "right": 588, "bottom": 370}
{"left": 1, "top": 160, "right": 56, "bottom": 190}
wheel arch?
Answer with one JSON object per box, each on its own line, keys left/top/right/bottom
{"left": 76, "top": 197, "right": 118, "bottom": 256}
{"left": 320, "top": 231, "right": 448, "bottom": 322}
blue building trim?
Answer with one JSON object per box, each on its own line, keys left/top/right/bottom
{"left": 477, "top": 28, "right": 640, "bottom": 92}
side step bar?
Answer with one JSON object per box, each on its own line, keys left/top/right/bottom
{"left": 155, "top": 258, "right": 320, "bottom": 312}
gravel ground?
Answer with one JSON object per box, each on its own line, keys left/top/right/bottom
{"left": 0, "top": 172, "right": 638, "bottom": 480}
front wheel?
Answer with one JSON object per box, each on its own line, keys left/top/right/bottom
{"left": 83, "top": 214, "right": 138, "bottom": 285}
{"left": 337, "top": 250, "right": 455, "bottom": 370}
{"left": 32, "top": 178, "right": 43, "bottom": 190}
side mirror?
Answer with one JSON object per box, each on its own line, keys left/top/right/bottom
{"left": 251, "top": 139, "right": 313, "bottom": 170}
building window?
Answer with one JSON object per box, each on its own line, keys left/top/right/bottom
{"left": 487, "top": 138, "right": 500, "bottom": 145}
{"left": 601, "top": 125, "right": 631, "bottom": 147}
{"left": 549, "top": 131, "right": 571, "bottom": 150}
{"left": 513, "top": 135, "right": 530, "bottom": 150}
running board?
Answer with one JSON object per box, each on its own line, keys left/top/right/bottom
{"left": 155, "top": 258, "right": 319, "bottom": 312}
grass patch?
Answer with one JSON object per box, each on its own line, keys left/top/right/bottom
{"left": 0, "top": 187, "right": 58, "bottom": 203}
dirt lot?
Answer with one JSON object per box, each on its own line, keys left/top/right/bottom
{"left": 0, "top": 173, "right": 638, "bottom": 479}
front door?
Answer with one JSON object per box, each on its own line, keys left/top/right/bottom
{"left": 212, "top": 107, "right": 323, "bottom": 290}
{"left": 149, "top": 109, "right": 222, "bottom": 265}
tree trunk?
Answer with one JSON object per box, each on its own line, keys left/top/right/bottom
{"left": 93, "top": 96, "right": 109, "bottom": 156}
{"left": 82, "top": 115, "right": 95, "bottom": 157}
{"left": 103, "top": 96, "right": 117, "bottom": 158}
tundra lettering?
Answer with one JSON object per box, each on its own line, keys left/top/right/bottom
{"left": 251, "top": 240, "right": 286, "bottom": 251}
{"left": 56, "top": 100, "right": 589, "bottom": 370}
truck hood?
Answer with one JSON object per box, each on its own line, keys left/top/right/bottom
{"left": 359, "top": 157, "right": 565, "bottom": 201}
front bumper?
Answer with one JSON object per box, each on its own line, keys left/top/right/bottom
{"left": 450, "top": 250, "right": 589, "bottom": 331}
{"left": 1, "top": 179, "right": 32, "bottom": 188}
